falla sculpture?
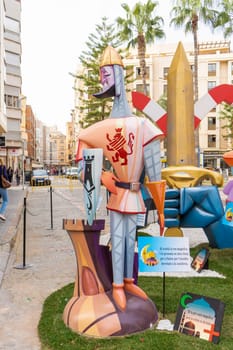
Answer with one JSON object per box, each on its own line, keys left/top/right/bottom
{"left": 62, "top": 42, "right": 233, "bottom": 339}
{"left": 63, "top": 46, "right": 166, "bottom": 337}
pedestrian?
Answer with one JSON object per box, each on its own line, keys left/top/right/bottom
{"left": 7, "top": 166, "right": 13, "bottom": 183}
{"left": 0, "top": 159, "right": 9, "bottom": 221}
{"left": 15, "top": 168, "right": 20, "bottom": 185}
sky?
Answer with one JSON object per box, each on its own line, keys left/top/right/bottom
{"left": 21, "top": 0, "right": 225, "bottom": 134}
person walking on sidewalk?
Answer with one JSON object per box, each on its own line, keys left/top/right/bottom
{"left": 15, "top": 167, "right": 21, "bottom": 186}
{"left": 7, "top": 166, "right": 13, "bottom": 183}
{"left": 0, "top": 159, "right": 9, "bottom": 221}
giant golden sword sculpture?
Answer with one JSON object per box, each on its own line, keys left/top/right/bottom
{"left": 162, "top": 42, "right": 223, "bottom": 189}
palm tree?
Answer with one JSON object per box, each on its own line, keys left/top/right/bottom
{"left": 170, "top": 0, "right": 218, "bottom": 102}
{"left": 116, "top": 0, "right": 165, "bottom": 96}
{"left": 214, "top": 0, "right": 233, "bottom": 38}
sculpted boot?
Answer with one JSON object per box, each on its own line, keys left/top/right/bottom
{"left": 124, "top": 278, "right": 148, "bottom": 300}
{"left": 112, "top": 283, "right": 127, "bottom": 311}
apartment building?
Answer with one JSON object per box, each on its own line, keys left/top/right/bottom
{"left": 66, "top": 121, "right": 73, "bottom": 165}
{"left": 35, "top": 118, "right": 44, "bottom": 165}
{"left": 72, "top": 40, "right": 233, "bottom": 171}
{"left": 67, "top": 71, "right": 82, "bottom": 165}
{"left": 21, "top": 97, "right": 43, "bottom": 180}
{"left": 124, "top": 40, "right": 233, "bottom": 170}
{"left": 25, "top": 104, "right": 36, "bottom": 161}
{"left": 45, "top": 127, "right": 67, "bottom": 173}
{"left": 0, "top": 0, "right": 22, "bottom": 169}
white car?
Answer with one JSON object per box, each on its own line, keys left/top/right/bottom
{"left": 66, "top": 167, "right": 81, "bottom": 179}
{"left": 31, "top": 169, "right": 51, "bottom": 186}
{"left": 65, "top": 168, "right": 71, "bottom": 177}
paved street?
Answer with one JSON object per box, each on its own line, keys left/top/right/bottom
{"left": 0, "top": 179, "right": 110, "bottom": 350}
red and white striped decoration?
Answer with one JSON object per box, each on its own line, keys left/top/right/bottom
{"left": 132, "top": 84, "right": 233, "bottom": 136}
{"left": 132, "top": 91, "right": 167, "bottom": 134}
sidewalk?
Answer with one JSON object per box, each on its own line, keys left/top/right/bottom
{"left": 0, "top": 185, "right": 26, "bottom": 287}
{"left": 0, "top": 186, "right": 78, "bottom": 349}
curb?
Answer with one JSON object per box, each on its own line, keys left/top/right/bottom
{"left": 0, "top": 189, "right": 26, "bottom": 287}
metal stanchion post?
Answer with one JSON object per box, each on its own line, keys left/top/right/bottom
{"left": 162, "top": 272, "right": 166, "bottom": 318}
{"left": 50, "top": 185, "right": 53, "bottom": 230}
{"left": 14, "top": 197, "right": 32, "bottom": 269}
{"left": 22, "top": 140, "right": 25, "bottom": 190}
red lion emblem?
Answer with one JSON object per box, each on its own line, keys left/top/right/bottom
{"left": 106, "top": 128, "right": 135, "bottom": 165}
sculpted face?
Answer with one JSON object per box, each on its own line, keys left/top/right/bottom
{"left": 101, "top": 66, "right": 114, "bottom": 89}
{"left": 93, "top": 65, "right": 116, "bottom": 98}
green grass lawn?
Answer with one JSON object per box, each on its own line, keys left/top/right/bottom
{"left": 38, "top": 244, "right": 233, "bottom": 350}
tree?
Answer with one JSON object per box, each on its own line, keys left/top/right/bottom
{"left": 170, "top": 0, "right": 218, "bottom": 102}
{"left": 157, "top": 93, "right": 167, "bottom": 111}
{"left": 75, "top": 17, "right": 123, "bottom": 128}
{"left": 219, "top": 102, "right": 233, "bottom": 149}
{"left": 116, "top": 0, "right": 165, "bottom": 96}
{"left": 214, "top": 0, "right": 233, "bottom": 38}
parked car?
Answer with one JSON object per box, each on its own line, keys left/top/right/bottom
{"left": 31, "top": 169, "right": 51, "bottom": 186}
{"left": 65, "top": 168, "right": 71, "bottom": 177}
{"left": 66, "top": 167, "right": 81, "bottom": 179}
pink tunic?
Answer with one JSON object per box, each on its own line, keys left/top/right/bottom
{"left": 77, "top": 117, "right": 163, "bottom": 214}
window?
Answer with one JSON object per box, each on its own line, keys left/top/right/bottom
{"left": 4, "top": 17, "right": 20, "bottom": 33}
{"left": 208, "top": 117, "right": 216, "bottom": 130}
{"left": 208, "top": 63, "right": 216, "bottom": 76}
{"left": 208, "top": 134, "right": 216, "bottom": 147}
{"left": 5, "top": 52, "right": 20, "bottom": 66}
{"left": 4, "top": 94, "right": 19, "bottom": 108}
{"left": 208, "top": 81, "right": 216, "bottom": 91}
{"left": 163, "top": 84, "right": 167, "bottom": 94}
{"left": 136, "top": 66, "right": 150, "bottom": 80}
{"left": 163, "top": 67, "right": 169, "bottom": 79}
